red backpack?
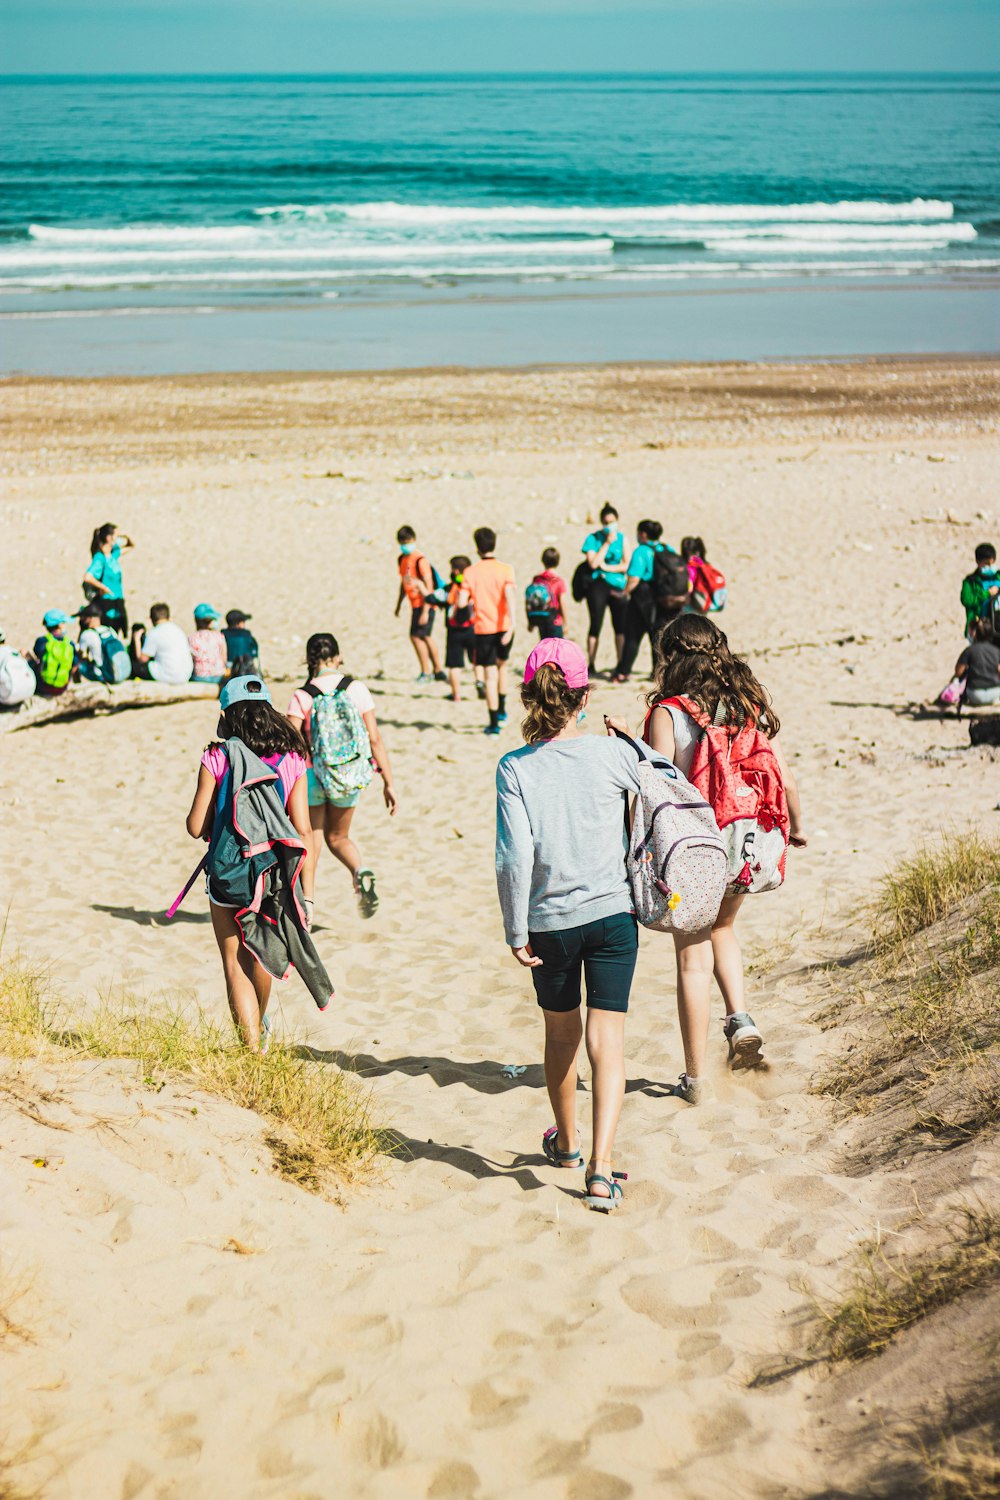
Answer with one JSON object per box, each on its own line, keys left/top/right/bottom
{"left": 646, "top": 695, "right": 789, "bottom": 893}
{"left": 689, "top": 557, "right": 728, "bottom": 614}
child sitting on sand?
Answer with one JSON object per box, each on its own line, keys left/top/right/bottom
{"left": 954, "top": 617, "right": 1000, "bottom": 706}
{"left": 189, "top": 604, "right": 229, "bottom": 683}
{"left": 29, "top": 610, "right": 76, "bottom": 697}
{"left": 961, "top": 543, "right": 1000, "bottom": 639}
{"left": 640, "top": 614, "right": 806, "bottom": 1101}
{"left": 222, "top": 609, "right": 260, "bottom": 675}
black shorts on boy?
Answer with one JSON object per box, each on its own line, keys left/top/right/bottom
{"left": 445, "top": 627, "right": 476, "bottom": 670}
{"left": 410, "top": 606, "right": 436, "bottom": 640}
{"left": 528, "top": 913, "right": 638, "bottom": 1014}
{"left": 472, "top": 631, "right": 513, "bottom": 668}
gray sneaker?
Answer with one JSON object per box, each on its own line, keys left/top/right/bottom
{"left": 723, "top": 1012, "right": 764, "bottom": 1067}
{"left": 670, "top": 1073, "right": 706, "bottom": 1105}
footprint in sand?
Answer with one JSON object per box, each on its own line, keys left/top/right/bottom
{"left": 620, "top": 1274, "right": 729, "bottom": 1331}
{"left": 468, "top": 1377, "right": 530, "bottom": 1428}
{"left": 427, "top": 1460, "right": 481, "bottom": 1498}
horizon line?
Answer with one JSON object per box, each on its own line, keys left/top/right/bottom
{"left": 3, "top": 68, "right": 999, "bottom": 81}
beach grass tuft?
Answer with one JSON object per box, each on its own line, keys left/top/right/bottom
{"left": 873, "top": 833, "right": 1000, "bottom": 951}
{"left": 810, "top": 1207, "right": 1000, "bottom": 1365}
{"left": 921, "top": 1428, "right": 1000, "bottom": 1500}
{"left": 0, "top": 959, "right": 380, "bottom": 1193}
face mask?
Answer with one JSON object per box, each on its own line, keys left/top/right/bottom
{"left": 452, "top": 573, "right": 464, "bottom": 585}
{"left": 400, "top": 544, "right": 413, "bottom": 555}
{"left": 980, "top": 564, "right": 997, "bottom": 575}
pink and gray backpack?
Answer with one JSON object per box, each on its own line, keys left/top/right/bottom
{"left": 613, "top": 728, "right": 728, "bottom": 934}
{"left": 646, "top": 696, "right": 789, "bottom": 894}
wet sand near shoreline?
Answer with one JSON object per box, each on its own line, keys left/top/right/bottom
{"left": 2, "top": 357, "right": 999, "bottom": 1498}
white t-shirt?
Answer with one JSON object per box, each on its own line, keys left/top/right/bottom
{"left": 286, "top": 672, "right": 375, "bottom": 739}
{"left": 142, "top": 621, "right": 193, "bottom": 685}
{"left": 79, "top": 625, "right": 109, "bottom": 669}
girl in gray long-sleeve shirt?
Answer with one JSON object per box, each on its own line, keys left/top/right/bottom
{"left": 495, "top": 637, "right": 642, "bottom": 1212}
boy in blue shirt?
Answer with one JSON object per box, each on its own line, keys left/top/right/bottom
{"left": 612, "top": 520, "right": 687, "bottom": 682}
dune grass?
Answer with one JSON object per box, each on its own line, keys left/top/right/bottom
{"left": 922, "top": 1428, "right": 1000, "bottom": 1500}
{"left": 810, "top": 1208, "right": 1000, "bottom": 1365}
{"left": 817, "top": 842, "right": 1000, "bottom": 1130}
{"left": 873, "top": 833, "right": 1000, "bottom": 952}
{"left": 0, "top": 957, "right": 380, "bottom": 1193}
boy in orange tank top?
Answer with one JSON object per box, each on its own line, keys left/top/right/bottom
{"left": 394, "top": 525, "right": 445, "bottom": 683}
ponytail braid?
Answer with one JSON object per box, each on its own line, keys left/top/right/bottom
{"left": 305, "top": 631, "right": 340, "bottom": 682}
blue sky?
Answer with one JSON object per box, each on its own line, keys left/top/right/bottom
{"left": 2, "top": 0, "right": 999, "bottom": 75}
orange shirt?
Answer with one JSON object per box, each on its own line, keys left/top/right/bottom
{"left": 398, "top": 551, "right": 433, "bottom": 609}
{"left": 464, "top": 557, "right": 515, "bottom": 635}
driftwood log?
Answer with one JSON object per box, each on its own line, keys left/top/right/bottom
{"left": 0, "top": 679, "right": 220, "bottom": 734}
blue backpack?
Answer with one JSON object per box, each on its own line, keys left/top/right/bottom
{"left": 100, "top": 630, "right": 131, "bottom": 684}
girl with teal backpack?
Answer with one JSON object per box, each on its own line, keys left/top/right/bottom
{"left": 286, "top": 633, "right": 398, "bottom": 920}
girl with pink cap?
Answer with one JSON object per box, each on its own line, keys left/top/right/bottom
{"left": 494, "top": 637, "right": 645, "bottom": 1211}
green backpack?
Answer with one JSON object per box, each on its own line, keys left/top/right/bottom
{"left": 40, "top": 633, "right": 75, "bottom": 689}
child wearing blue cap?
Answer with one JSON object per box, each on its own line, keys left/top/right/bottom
{"left": 30, "top": 610, "right": 77, "bottom": 696}
{"left": 189, "top": 603, "right": 228, "bottom": 683}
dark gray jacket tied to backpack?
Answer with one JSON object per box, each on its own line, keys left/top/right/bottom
{"left": 207, "top": 737, "right": 334, "bottom": 1010}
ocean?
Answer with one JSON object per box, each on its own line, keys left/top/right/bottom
{"left": 1, "top": 74, "right": 998, "bottom": 371}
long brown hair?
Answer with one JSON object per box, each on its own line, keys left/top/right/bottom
{"left": 521, "top": 663, "right": 587, "bottom": 744}
{"left": 649, "top": 614, "right": 780, "bottom": 737}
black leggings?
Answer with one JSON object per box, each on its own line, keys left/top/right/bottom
{"left": 616, "top": 603, "right": 681, "bottom": 678}
{"left": 100, "top": 598, "right": 129, "bottom": 637}
{"left": 587, "top": 579, "right": 628, "bottom": 642}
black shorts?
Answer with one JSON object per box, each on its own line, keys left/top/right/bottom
{"left": 528, "top": 912, "right": 638, "bottom": 1014}
{"left": 587, "top": 579, "right": 628, "bottom": 639}
{"left": 410, "top": 606, "right": 436, "bottom": 639}
{"left": 445, "top": 627, "right": 475, "bottom": 670}
{"left": 472, "top": 631, "right": 513, "bottom": 668}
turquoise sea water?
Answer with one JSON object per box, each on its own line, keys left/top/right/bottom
{"left": 1, "top": 74, "right": 998, "bottom": 369}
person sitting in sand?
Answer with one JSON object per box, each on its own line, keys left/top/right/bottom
{"left": 961, "top": 542, "right": 1000, "bottom": 640}
{"left": 639, "top": 614, "right": 806, "bottom": 1101}
{"left": 955, "top": 617, "right": 1000, "bottom": 706}
{"left": 0, "top": 628, "right": 36, "bottom": 711}
{"left": 185, "top": 675, "right": 317, "bottom": 1053}
{"left": 286, "top": 632, "right": 397, "bottom": 920}
{"left": 83, "top": 522, "right": 134, "bottom": 637}
{"left": 77, "top": 600, "right": 131, "bottom": 684}
{"left": 189, "top": 604, "right": 229, "bottom": 683}
{"left": 495, "top": 637, "right": 646, "bottom": 1212}
{"left": 394, "top": 526, "right": 446, "bottom": 685}
{"left": 29, "top": 610, "right": 77, "bottom": 697}
{"left": 130, "top": 603, "right": 194, "bottom": 684}
{"left": 222, "top": 609, "right": 260, "bottom": 675}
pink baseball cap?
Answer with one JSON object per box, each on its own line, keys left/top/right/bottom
{"left": 523, "top": 637, "right": 590, "bottom": 690}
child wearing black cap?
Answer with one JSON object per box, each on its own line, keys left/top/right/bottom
{"left": 222, "top": 610, "right": 260, "bottom": 675}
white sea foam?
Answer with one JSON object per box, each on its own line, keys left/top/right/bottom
{"left": 27, "top": 223, "right": 259, "bottom": 246}
{"left": 254, "top": 197, "right": 956, "bottom": 225}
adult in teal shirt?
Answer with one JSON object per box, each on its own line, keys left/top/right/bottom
{"left": 613, "top": 519, "right": 685, "bottom": 682}
{"left": 581, "top": 505, "right": 631, "bottom": 675}
{"left": 83, "top": 522, "right": 134, "bottom": 637}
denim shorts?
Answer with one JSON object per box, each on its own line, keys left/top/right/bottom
{"left": 307, "top": 767, "right": 361, "bottom": 809}
{"left": 528, "top": 911, "right": 638, "bottom": 1014}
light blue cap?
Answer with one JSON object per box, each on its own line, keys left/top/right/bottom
{"left": 194, "top": 601, "right": 220, "bottom": 620}
{"left": 43, "top": 609, "right": 70, "bottom": 629}
{"left": 219, "top": 675, "right": 271, "bottom": 710}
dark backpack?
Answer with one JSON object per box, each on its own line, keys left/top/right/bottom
{"left": 652, "top": 547, "right": 690, "bottom": 615}
{"left": 969, "top": 716, "right": 1000, "bottom": 748}
{"left": 572, "top": 560, "right": 594, "bottom": 603}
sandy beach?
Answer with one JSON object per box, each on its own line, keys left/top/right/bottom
{"left": 2, "top": 356, "right": 1000, "bottom": 1498}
